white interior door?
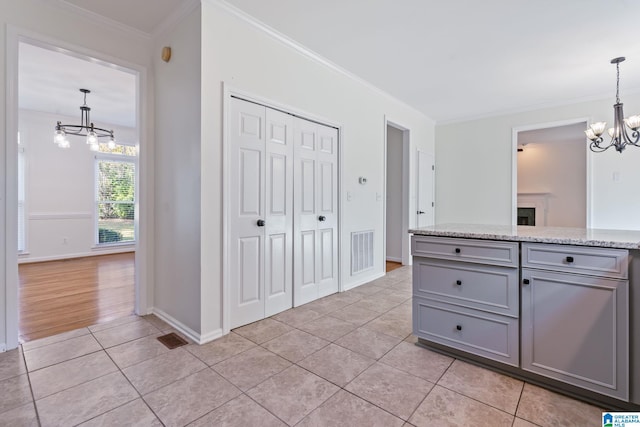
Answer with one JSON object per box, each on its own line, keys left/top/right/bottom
{"left": 293, "top": 118, "right": 318, "bottom": 306}
{"left": 264, "top": 108, "right": 294, "bottom": 316}
{"left": 229, "top": 98, "right": 266, "bottom": 328}
{"left": 417, "top": 150, "right": 434, "bottom": 228}
{"left": 316, "top": 124, "right": 338, "bottom": 298}
{"left": 293, "top": 118, "right": 338, "bottom": 306}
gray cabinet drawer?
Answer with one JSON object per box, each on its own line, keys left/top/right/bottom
{"left": 413, "top": 258, "right": 518, "bottom": 316}
{"left": 412, "top": 236, "right": 518, "bottom": 268}
{"left": 522, "top": 243, "right": 628, "bottom": 279}
{"left": 413, "top": 298, "right": 519, "bottom": 366}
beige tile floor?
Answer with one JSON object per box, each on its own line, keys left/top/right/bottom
{"left": 0, "top": 266, "right": 608, "bottom": 426}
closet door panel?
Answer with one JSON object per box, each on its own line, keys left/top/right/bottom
{"left": 265, "top": 108, "right": 294, "bottom": 316}
{"left": 294, "top": 118, "right": 320, "bottom": 305}
{"left": 316, "top": 124, "right": 339, "bottom": 297}
{"left": 229, "top": 98, "right": 266, "bottom": 328}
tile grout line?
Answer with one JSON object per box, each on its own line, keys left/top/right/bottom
{"left": 95, "top": 341, "right": 168, "bottom": 427}
{"left": 26, "top": 317, "right": 169, "bottom": 426}
{"left": 20, "top": 345, "right": 43, "bottom": 427}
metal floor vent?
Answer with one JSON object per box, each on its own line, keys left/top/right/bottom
{"left": 157, "top": 332, "right": 188, "bottom": 349}
{"left": 351, "top": 230, "right": 374, "bottom": 274}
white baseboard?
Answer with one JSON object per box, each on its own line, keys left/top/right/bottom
{"left": 386, "top": 257, "right": 402, "bottom": 263}
{"left": 199, "top": 329, "right": 224, "bottom": 344}
{"left": 343, "top": 271, "right": 386, "bottom": 291}
{"left": 152, "top": 308, "right": 223, "bottom": 345}
{"left": 18, "top": 246, "right": 135, "bottom": 264}
{"left": 0, "top": 343, "right": 6, "bottom": 353}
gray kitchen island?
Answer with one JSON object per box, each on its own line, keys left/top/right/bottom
{"left": 409, "top": 224, "right": 640, "bottom": 409}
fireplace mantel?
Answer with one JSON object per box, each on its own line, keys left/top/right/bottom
{"left": 517, "top": 192, "right": 550, "bottom": 226}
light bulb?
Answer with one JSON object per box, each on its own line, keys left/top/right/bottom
{"left": 89, "top": 142, "right": 99, "bottom": 151}
{"left": 86, "top": 131, "right": 98, "bottom": 145}
{"left": 107, "top": 136, "right": 116, "bottom": 149}
{"left": 58, "top": 139, "right": 70, "bottom": 149}
{"left": 584, "top": 128, "right": 597, "bottom": 141}
{"left": 54, "top": 129, "right": 66, "bottom": 145}
{"left": 589, "top": 122, "right": 607, "bottom": 136}
{"left": 624, "top": 115, "right": 640, "bottom": 130}
{"left": 608, "top": 128, "right": 615, "bottom": 137}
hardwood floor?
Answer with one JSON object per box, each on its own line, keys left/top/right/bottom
{"left": 18, "top": 253, "right": 135, "bottom": 342}
{"left": 386, "top": 260, "right": 402, "bottom": 272}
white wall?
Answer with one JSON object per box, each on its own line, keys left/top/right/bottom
{"left": 1, "top": 0, "right": 154, "bottom": 350}
{"left": 436, "top": 95, "right": 640, "bottom": 230}
{"left": 153, "top": 6, "right": 202, "bottom": 336}
{"left": 200, "top": 0, "right": 435, "bottom": 337}
{"left": 18, "top": 110, "right": 136, "bottom": 262}
{"left": 517, "top": 138, "right": 586, "bottom": 227}
{"left": 386, "top": 126, "right": 403, "bottom": 261}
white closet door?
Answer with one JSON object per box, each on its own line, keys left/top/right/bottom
{"left": 316, "top": 124, "right": 338, "bottom": 298}
{"left": 264, "top": 108, "right": 294, "bottom": 316}
{"left": 229, "top": 98, "right": 266, "bottom": 328}
{"left": 293, "top": 118, "right": 318, "bottom": 306}
{"left": 293, "top": 118, "right": 338, "bottom": 306}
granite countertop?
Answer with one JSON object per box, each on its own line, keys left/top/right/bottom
{"left": 409, "top": 223, "right": 640, "bottom": 249}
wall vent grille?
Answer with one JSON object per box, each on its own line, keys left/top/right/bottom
{"left": 351, "top": 230, "right": 374, "bottom": 275}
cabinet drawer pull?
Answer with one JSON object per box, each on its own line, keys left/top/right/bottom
{"left": 455, "top": 280, "right": 462, "bottom": 286}
{"left": 456, "top": 325, "right": 462, "bottom": 331}
{"left": 523, "top": 279, "right": 530, "bottom": 285}
{"left": 454, "top": 248, "right": 461, "bottom": 254}
{"left": 565, "top": 256, "right": 574, "bottom": 263}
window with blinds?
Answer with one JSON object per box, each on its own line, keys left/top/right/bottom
{"left": 95, "top": 143, "right": 136, "bottom": 245}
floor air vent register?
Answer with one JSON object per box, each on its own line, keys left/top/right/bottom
{"left": 157, "top": 332, "right": 188, "bottom": 349}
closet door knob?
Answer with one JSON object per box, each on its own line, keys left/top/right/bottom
{"left": 318, "top": 215, "right": 326, "bottom": 222}
{"left": 456, "top": 325, "right": 462, "bottom": 331}
{"left": 454, "top": 248, "right": 461, "bottom": 254}
{"left": 523, "top": 279, "right": 530, "bottom": 285}
{"left": 257, "top": 219, "right": 265, "bottom": 227}
{"left": 565, "top": 256, "right": 574, "bottom": 263}
{"left": 455, "top": 280, "right": 462, "bottom": 286}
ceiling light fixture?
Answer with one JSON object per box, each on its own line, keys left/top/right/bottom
{"left": 585, "top": 57, "right": 640, "bottom": 153}
{"left": 53, "top": 89, "right": 115, "bottom": 151}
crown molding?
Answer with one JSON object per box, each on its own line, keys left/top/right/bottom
{"left": 52, "top": 0, "right": 152, "bottom": 39}
{"left": 435, "top": 87, "right": 640, "bottom": 126}
{"left": 203, "top": 0, "right": 432, "bottom": 123}
{"left": 152, "top": 0, "right": 201, "bottom": 39}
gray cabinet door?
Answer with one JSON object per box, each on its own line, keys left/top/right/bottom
{"left": 521, "top": 268, "right": 629, "bottom": 401}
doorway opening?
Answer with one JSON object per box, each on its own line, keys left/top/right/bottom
{"left": 384, "top": 119, "right": 412, "bottom": 270}
{"left": 13, "top": 39, "right": 140, "bottom": 342}
{"left": 513, "top": 119, "right": 589, "bottom": 227}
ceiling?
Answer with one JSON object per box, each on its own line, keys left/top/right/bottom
{"left": 19, "top": 42, "right": 136, "bottom": 128}
{"left": 60, "top": 0, "right": 183, "bottom": 35}
{"left": 518, "top": 122, "right": 587, "bottom": 146}
{"left": 21, "top": 0, "right": 640, "bottom": 125}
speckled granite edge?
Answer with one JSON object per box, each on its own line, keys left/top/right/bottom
{"left": 409, "top": 224, "right": 640, "bottom": 250}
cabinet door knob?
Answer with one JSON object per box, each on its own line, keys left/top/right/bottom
{"left": 257, "top": 219, "right": 265, "bottom": 227}
{"left": 318, "top": 215, "right": 326, "bottom": 222}
{"left": 417, "top": 210, "right": 425, "bottom": 214}
{"left": 523, "top": 279, "right": 530, "bottom": 285}
{"left": 565, "top": 256, "right": 574, "bottom": 263}
{"left": 454, "top": 248, "right": 461, "bottom": 254}
{"left": 456, "top": 325, "right": 462, "bottom": 331}
{"left": 455, "top": 280, "right": 462, "bottom": 286}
